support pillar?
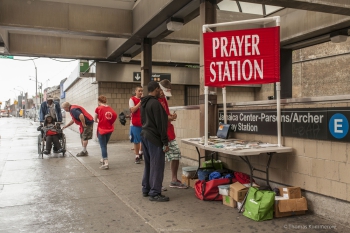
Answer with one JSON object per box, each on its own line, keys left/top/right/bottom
{"left": 280, "top": 49, "right": 292, "bottom": 99}
{"left": 141, "top": 38, "right": 152, "bottom": 95}
{"left": 199, "top": 0, "right": 217, "bottom": 160}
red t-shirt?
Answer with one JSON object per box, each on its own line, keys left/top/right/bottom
{"left": 158, "top": 97, "right": 176, "bottom": 141}
{"left": 95, "top": 105, "right": 117, "bottom": 135}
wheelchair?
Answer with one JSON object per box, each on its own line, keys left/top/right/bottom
{"left": 37, "top": 123, "right": 66, "bottom": 158}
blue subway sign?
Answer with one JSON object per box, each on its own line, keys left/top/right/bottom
{"left": 219, "top": 108, "right": 350, "bottom": 142}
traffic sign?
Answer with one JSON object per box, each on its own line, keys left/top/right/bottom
{"left": 0, "top": 55, "right": 14, "bottom": 59}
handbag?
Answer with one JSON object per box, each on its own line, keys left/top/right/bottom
{"left": 195, "top": 177, "right": 236, "bottom": 201}
{"left": 243, "top": 187, "right": 275, "bottom": 221}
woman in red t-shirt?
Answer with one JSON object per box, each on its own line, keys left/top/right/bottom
{"left": 94, "top": 95, "right": 117, "bottom": 170}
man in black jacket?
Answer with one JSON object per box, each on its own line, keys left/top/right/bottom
{"left": 140, "top": 81, "right": 170, "bottom": 202}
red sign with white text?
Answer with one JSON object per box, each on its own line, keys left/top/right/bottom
{"left": 203, "top": 27, "right": 280, "bottom": 87}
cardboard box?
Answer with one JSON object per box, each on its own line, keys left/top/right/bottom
{"left": 279, "top": 187, "right": 302, "bottom": 199}
{"left": 229, "top": 182, "right": 248, "bottom": 202}
{"left": 182, "top": 167, "right": 198, "bottom": 178}
{"left": 274, "top": 196, "right": 307, "bottom": 218}
{"left": 189, "top": 179, "right": 199, "bottom": 188}
{"left": 181, "top": 175, "right": 191, "bottom": 187}
{"left": 222, "top": 195, "right": 237, "bottom": 208}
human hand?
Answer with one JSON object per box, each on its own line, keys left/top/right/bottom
{"left": 163, "top": 145, "right": 169, "bottom": 152}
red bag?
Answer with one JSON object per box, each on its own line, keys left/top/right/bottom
{"left": 195, "top": 178, "right": 236, "bottom": 201}
{"left": 234, "top": 171, "right": 254, "bottom": 184}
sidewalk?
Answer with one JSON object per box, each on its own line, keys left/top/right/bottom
{"left": 0, "top": 118, "right": 348, "bottom": 233}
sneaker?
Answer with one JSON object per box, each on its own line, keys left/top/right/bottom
{"left": 43, "top": 150, "right": 50, "bottom": 155}
{"left": 161, "top": 186, "right": 167, "bottom": 191}
{"left": 100, "top": 164, "right": 109, "bottom": 170}
{"left": 169, "top": 180, "right": 188, "bottom": 189}
{"left": 142, "top": 192, "right": 149, "bottom": 197}
{"left": 76, "top": 151, "right": 88, "bottom": 157}
{"left": 100, "top": 159, "right": 104, "bottom": 165}
{"left": 135, "top": 157, "right": 140, "bottom": 164}
{"left": 57, "top": 148, "right": 65, "bottom": 153}
{"left": 139, "top": 153, "right": 143, "bottom": 160}
{"left": 149, "top": 194, "right": 169, "bottom": 202}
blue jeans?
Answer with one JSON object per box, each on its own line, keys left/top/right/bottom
{"left": 97, "top": 132, "right": 112, "bottom": 159}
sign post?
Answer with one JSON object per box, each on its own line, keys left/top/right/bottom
{"left": 202, "top": 16, "right": 281, "bottom": 146}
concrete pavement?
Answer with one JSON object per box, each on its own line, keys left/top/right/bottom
{"left": 0, "top": 117, "right": 348, "bottom": 233}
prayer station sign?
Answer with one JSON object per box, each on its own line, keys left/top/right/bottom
{"left": 203, "top": 27, "right": 280, "bottom": 87}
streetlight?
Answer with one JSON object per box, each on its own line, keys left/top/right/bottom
{"left": 29, "top": 77, "right": 43, "bottom": 105}
{"left": 32, "top": 60, "right": 38, "bottom": 111}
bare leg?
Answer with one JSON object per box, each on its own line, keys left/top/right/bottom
{"left": 171, "top": 160, "right": 180, "bottom": 182}
{"left": 134, "top": 143, "right": 140, "bottom": 157}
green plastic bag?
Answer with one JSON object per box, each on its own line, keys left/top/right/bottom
{"left": 243, "top": 187, "right": 275, "bottom": 221}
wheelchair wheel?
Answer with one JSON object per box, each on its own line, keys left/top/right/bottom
{"left": 60, "top": 134, "right": 66, "bottom": 156}
{"left": 37, "top": 134, "right": 44, "bottom": 159}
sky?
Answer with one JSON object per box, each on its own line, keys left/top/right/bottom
{"left": 0, "top": 56, "right": 79, "bottom": 106}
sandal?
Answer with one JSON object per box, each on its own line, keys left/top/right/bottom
{"left": 169, "top": 180, "right": 188, "bottom": 189}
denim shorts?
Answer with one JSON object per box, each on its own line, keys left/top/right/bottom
{"left": 129, "top": 126, "right": 142, "bottom": 144}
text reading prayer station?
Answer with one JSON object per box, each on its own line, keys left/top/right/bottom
{"left": 203, "top": 26, "right": 280, "bottom": 87}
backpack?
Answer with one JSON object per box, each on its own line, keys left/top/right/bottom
{"left": 194, "top": 177, "right": 236, "bottom": 201}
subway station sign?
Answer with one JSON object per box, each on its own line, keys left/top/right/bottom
{"left": 219, "top": 108, "right": 350, "bottom": 142}
{"left": 133, "top": 72, "right": 171, "bottom": 82}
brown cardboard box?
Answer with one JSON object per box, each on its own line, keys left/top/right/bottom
{"left": 274, "top": 196, "right": 307, "bottom": 218}
{"left": 222, "top": 195, "right": 237, "bottom": 208}
{"left": 182, "top": 175, "right": 190, "bottom": 187}
{"left": 189, "top": 179, "right": 199, "bottom": 188}
{"left": 279, "top": 187, "right": 301, "bottom": 199}
{"left": 229, "top": 182, "right": 248, "bottom": 202}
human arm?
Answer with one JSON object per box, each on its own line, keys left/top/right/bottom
{"left": 62, "top": 119, "right": 74, "bottom": 129}
{"left": 168, "top": 112, "right": 177, "bottom": 121}
{"left": 153, "top": 100, "right": 169, "bottom": 147}
{"left": 79, "top": 113, "right": 87, "bottom": 127}
{"left": 94, "top": 114, "right": 99, "bottom": 123}
{"left": 129, "top": 98, "right": 141, "bottom": 113}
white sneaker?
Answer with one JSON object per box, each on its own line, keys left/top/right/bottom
{"left": 100, "top": 164, "right": 109, "bottom": 170}
{"left": 161, "top": 186, "right": 167, "bottom": 191}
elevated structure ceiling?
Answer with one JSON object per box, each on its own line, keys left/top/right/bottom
{"left": 0, "top": 0, "right": 350, "bottom": 63}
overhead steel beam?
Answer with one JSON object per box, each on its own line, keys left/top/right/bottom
{"left": 239, "top": 0, "right": 350, "bottom": 15}
{"left": 0, "top": 0, "right": 132, "bottom": 37}
{"left": 107, "top": 0, "right": 194, "bottom": 60}
{"left": 270, "top": 8, "right": 350, "bottom": 48}
{"left": 9, "top": 33, "right": 107, "bottom": 59}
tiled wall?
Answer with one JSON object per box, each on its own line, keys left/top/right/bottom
{"left": 172, "top": 109, "right": 201, "bottom": 163}
{"left": 63, "top": 78, "right": 98, "bottom": 138}
{"left": 98, "top": 82, "right": 135, "bottom": 141}
{"left": 292, "top": 39, "right": 350, "bottom": 98}
{"left": 214, "top": 101, "right": 350, "bottom": 203}
{"left": 97, "top": 82, "right": 186, "bottom": 141}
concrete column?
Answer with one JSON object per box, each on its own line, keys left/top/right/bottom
{"left": 199, "top": 0, "right": 217, "bottom": 139}
{"left": 280, "top": 49, "right": 293, "bottom": 99}
{"left": 141, "top": 38, "right": 152, "bottom": 96}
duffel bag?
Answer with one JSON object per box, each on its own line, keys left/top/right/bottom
{"left": 195, "top": 178, "right": 236, "bottom": 201}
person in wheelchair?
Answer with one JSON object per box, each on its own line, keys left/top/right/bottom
{"left": 40, "top": 114, "right": 65, "bottom": 155}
